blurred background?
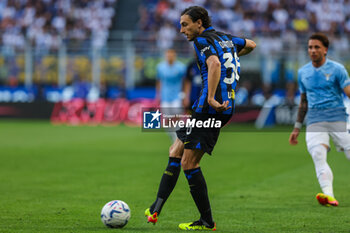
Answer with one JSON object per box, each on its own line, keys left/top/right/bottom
{"left": 1, "top": 0, "right": 350, "bottom": 127}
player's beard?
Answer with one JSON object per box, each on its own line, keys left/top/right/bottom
{"left": 188, "top": 30, "right": 200, "bottom": 41}
{"left": 310, "top": 54, "right": 323, "bottom": 64}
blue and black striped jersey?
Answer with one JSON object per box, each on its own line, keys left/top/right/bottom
{"left": 192, "top": 26, "right": 246, "bottom": 115}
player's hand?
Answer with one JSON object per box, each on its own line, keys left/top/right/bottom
{"left": 208, "top": 99, "right": 231, "bottom": 112}
{"left": 289, "top": 128, "right": 300, "bottom": 145}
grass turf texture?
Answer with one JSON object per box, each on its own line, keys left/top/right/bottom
{"left": 0, "top": 120, "right": 349, "bottom": 233}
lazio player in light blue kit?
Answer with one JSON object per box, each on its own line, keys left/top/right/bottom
{"left": 156, "top": 49, "right": 186, "bottom": 106}
{"left": 289, "top": 33, "right": 350, "bottom": 207}
{"left": 156, "top": 49, "right": 186, "bottom": 142}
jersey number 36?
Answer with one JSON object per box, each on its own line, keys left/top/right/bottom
{"left": 223, "top": 52, "right": 240, "bottom": 84}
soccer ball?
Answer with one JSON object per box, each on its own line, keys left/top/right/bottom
{"left": 101, "top": 200, "right": 131, "bottom": 228}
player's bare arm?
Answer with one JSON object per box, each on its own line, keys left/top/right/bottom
{"left": 344, "top": 85, "right": 350, "bottom": 98}
{"left": 289, "top": 93, "right": 308, "bottom": 145}
{"left": 206, "top": 55, "right": 231, "bottom": 112}
{"left": 238, "top": 39, "right": 256, "bottom": 56}
{"left": 296, "top": 93, "right": 308, "bottom": 125}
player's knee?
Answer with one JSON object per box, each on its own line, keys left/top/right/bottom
{"left": 181, "top": 157, "right": 189, "bottom": 170}
{"left": 181, "top": 155, "right": 198, "bottom": 170}
{"left": 169, "top": 139, "right": 183, "bottom": 158}
{"left": 310, "top": 145, "right": 327, "bottom": 163}
{"left": 345, "top": 150, "right": 350, "bottom": 160}
{"left": 181, "top": 157, "right": 194, "bottom": 170}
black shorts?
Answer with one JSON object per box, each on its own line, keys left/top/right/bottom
{"left": 176, "top": 112, "right": 232, "bottom": 155}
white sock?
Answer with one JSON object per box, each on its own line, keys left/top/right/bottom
{"left": 345, "top": 150, "right": 350, "bottom": 160}
{"left": 310, "top": 145, "right": 334, "bottom": 197}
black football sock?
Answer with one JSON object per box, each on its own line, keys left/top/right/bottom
{"left": 184, "top": 167, "right": 214, "bottom": 227}
{"left": 150, "top": 157, "right": 181, "bottom": 215}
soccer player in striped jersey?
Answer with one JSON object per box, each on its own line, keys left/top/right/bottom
{"left": 145, "top": 6, "right": 256, "bottom": 230}
{"left": 289, "top": 33, "right": 350, "bottom": 207}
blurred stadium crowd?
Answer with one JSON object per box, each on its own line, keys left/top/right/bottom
{"left": 0, "top": 0, "right": 349, "bottom": 107}
{"left": 0, "top": 0, "right": 116, "bottom": 50}
{"left": 139, "top": 0, "right": 350, "bottom": 50}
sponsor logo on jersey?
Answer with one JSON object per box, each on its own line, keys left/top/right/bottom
{"left": 200, "top": 46, "right": 210, "bottom": 56}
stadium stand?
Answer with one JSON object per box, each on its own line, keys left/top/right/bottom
{"left": 0, "top": 0, "right": 349, "bottom": 107}
{"left": 138, "top": 0, "right": 350, "bottom": 41}
{"left": 0, "top": 0, "right": 117, "bottom": 50}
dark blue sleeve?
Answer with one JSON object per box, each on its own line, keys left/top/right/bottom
{"left": 193, "top": 37, "right": 217, "bottom": 63}
{"left": 232, "top": 37, "right": 246, "bottom": 53}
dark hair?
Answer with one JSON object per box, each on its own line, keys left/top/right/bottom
{"left": 181, "top": 6, "right": 211, "bottom": 29}
{"left": 309, "top": 33, "right": 329, "bottom": 48}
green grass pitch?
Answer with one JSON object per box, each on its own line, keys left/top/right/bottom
{"left": 0, "top": 120, "right": 349, "bottom": 233}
